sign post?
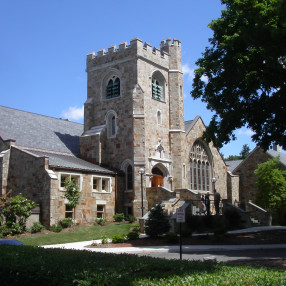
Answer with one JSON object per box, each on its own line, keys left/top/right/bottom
{"left": 176, "top": 207, "right": 185, "bottom": 260}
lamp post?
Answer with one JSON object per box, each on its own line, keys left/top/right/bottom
{"left": 139, "top": 168, "right": 145, "bottom": 217}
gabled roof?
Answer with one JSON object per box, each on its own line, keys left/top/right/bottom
{"left": 0, "top": 105, "right": 83, "bottom": 155}
{"left": 184, "top": 116, "right": 203, "bottom": 135}
{"left": 267, "top": 149, "right": 286, "bottom": 166}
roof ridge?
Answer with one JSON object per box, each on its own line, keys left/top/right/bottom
{"left": 0, "top": 105, "right": 83, "bottom": 126}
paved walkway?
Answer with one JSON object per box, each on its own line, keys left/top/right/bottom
{"left": 42, "top": 226, "right": 286, "bottom": 262}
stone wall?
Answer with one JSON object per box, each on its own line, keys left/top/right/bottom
{"left": 6, "top": 147, "right": 52, "bottom": 226}
{"left": 227, "top": 172, "right": 239, "bottom": 204}
{"left": 233, "top": 147, "right": 272, "bottom": 206}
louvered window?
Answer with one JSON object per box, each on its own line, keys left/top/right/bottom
{"left": 106, "top": 77, "right": 120, "bottom": 99}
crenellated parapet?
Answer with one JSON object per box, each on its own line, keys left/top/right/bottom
{"left": 86, "top": 38, "right": 181, "bottom": 70}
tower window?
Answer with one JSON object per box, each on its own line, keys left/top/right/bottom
{"left": 106, "top": 76, "right": 120, "bottom": 99}
{"left": 151, "top": 71, "right": 165, "bottom": 101}
{"left": 126, "top": 165, "right": 133, "bottom": 190}
{"left": 105, "top": 110, "right": 117, "bottom": 138}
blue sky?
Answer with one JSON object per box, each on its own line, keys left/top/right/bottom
{"left": 0, "top": 0, "right": 260, "bottom": 157}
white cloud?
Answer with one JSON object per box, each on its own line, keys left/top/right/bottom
{"left": 61, "top": 106, "right": 84, "bottom": 121}
{"left": 182, "top": 63, "right": 194, "bottom": 84}
{"left": 237, "top": 129, "right": 255, "bottom": 136}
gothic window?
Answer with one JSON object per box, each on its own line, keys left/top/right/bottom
{"left": 105, "top": 110, "right": 117, "bottom": 138}
{"left": 126, "top": 165, "right": 133, "bottom": 190}
{"left": 106, "top": 76, "right": 120, "bottom": 99}
{"left": 190, "top": 142, "right": 212, "bottom": 192}
{"left": 151, "top": 71, "right": 165, "bottom": 101}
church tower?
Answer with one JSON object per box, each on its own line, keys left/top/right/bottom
{"left": 80, "top": 38, "right": 185, "bottom": 217}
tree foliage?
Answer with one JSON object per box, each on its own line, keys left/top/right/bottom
{"left": 0, "top": 193, "right": 37, "bottom": 235}
{"left": 64, "top": 177, "right": 80, "bottom": 209}
{"left": 255, "top": 157, "right": 286, "bottom": 223}
{"left": 145, "top": 204, "right": 170, "bottom": 237}
{"left": 239, "top": 144, "right": 251, "bottom": 159}
{"left": 191, "top": 0, "right": 286, "bottom": 150}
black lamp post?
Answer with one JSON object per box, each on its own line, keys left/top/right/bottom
{"left": 139, "top": 168, "right": 145, "bottom": 217}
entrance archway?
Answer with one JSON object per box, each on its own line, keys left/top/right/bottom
{"left": 151, "top": 167, "right": 164, "bottom": 187}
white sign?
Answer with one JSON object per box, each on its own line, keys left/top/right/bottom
{"left": 176, "top": 207, "right": 185, "bottom": 223}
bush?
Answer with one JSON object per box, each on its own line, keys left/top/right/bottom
{"left": 101, "top": 236, "right": 108, "bottom": 244}
{"left": 95, "top": 218, "right": 107, "bottom": 226}
{"left": 163, "top": 232, "right": 179, "bottom": 243}
{"left": 127, "top": 216, "right": 136, "bottom": 223}
{"left": 181, "top": 229, "right": 192, "bottom": 237}
{"left": 50, "top": 224, "right": 63, "bottom": 233}
{"left": 113, "top": 213, "right": 125, "bottom": 222}
{"left": 145, "top": 204, "right": 170, "bottom": 237}
{"left": 0, "top": 223, "right": 22, "bottom": 237}
{"left": 131, "top": 224, "right": 140, "bottom": 233}
{"left": 59, "top": 218, "right": 73, "bottom": 229}
{"left": 126, "top": 231, "right": 139, "bottom": 240}
{"left": 30, "top": 222, "right": 45, "bottom": 233}
{"left": 111, "top": 234, "right": 126, "bottom": 243}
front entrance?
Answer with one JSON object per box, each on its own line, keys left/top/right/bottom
{"left": 151, "top": 167, "right": 164, "bottom": 187}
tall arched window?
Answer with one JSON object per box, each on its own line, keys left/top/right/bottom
{"left": 105, "top": 110, "right": 117, "bottom": 138}
{"left": 127, "top": 165, "right": 133, "bottom": 190}
{"left": 190, "top": 141, "right": 212, "bottom": 192}
{"left": 151, "top": 71, "right": 165, "bottom": 101}
{"left": 106, "top": 76, "right": 120, "bottom": 99}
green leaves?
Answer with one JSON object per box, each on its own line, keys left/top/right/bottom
{"left": 191, "top": 0, "right": 286, "bottom": 150}
{"left": 64, "top": 177, "right": 80, "bottom": 209}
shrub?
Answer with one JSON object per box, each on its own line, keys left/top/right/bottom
{"left": 145, "top": 204, "right": 170, "bottom": 237}
{"left": 59, "top": 218, "right": 73, "bottom": 229}
{"left": 50, "top": 224, "right": 63, "bottom": 233}
{"left": 127, "top": 216, "right": 136, "bottom": 223}
{"left": 101, "top": 236, "right": 109, "bottom": 244}
{"left": 111, "top": 234, "right": 126, "bottom": 243}
{"left": 181, "top": 229, "right": 192, "bottom": 237}
{"left": 30, "top": 222, "right": 45, "bottom": 233}
{"left": 131, "top": 224, "right": 140, "bottom": 233}
{"left": 0, "top": 222, "right": 22, "bottom": 237}
{"left": 163, "top": 232, "right": 179, "bottom": 243}
{"left": 126, "top": 231, "right": 139, "bottom": 240}
{"left": 113, "top": 213, "right": 125, "bottom": 222}
{"left": 95, "top": 218, "right": 107, "bottom": 226}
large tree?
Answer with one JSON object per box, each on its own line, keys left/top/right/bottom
{"left": 191, "top": 0, "right": 286, "bottom": 150}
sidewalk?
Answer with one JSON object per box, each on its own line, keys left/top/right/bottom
{"left": 42, "top": 226, "right": 286, "bottom": 254}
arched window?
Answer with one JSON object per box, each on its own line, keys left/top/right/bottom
{"left": 126, "top": 165, "right": 133, "bottom": 190}
{"left": 106, "top": 76, "right": 120, "bottom": 99}
{"left": 105, "top": 110, "right": 117, "bottom": 138}
{"left": 157, "top": 110, "right": 162, "bottom": 125}
{"left": 151, "top": 71, "right": 165, "bottom": 101}
{"left": 190, "top": 142, "right": 212, "bottom": 192}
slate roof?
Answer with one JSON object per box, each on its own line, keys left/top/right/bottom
{"left": 0, "top": 105, "right": 83, "bottom": 155}
{"left": 0, "top": 106, "right": 115, "bottom": 174}
{"left": 225, "top": 160, "right": 243, "bottom": 172}
{"left": 267, "top": 149, "right": 286, "bottom": 166}
{"left": 28, "top": 150, "right": 114, "bottom": 174}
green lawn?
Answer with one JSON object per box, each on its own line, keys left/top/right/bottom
{"left": 16, "top": 222, "right": 133, "bottom": 246}
{"left": 0, "top": 246, "right": 285, "bottom": 286}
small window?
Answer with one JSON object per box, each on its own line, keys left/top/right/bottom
{"left": 65, "top": 205, "right": 73, "bottom": 218}
{"left": 92, "top": 176, "right": 111, "bottom": 193}
{"left": 97, "top": 205, "right": 105, "bottom": 218}
{"left": 106, "top": 76, "right": 120, "bottom": 99}
{"left": 59, "top": 173, "right": 81, "bottom": 191}
{"left": 157, "top": 110, "right": 162, "bottom": 125}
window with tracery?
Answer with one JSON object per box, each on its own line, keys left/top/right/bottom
{"left": 106, "top": 76, "right": 120, "bottom": 99}
{"left": 190, "top": 142, "right": 211, "bottom": 192}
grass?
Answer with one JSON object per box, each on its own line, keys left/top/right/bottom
{"left": 0, "top": 246, "right": 285, "bottom": 286}
{"left": 16, "top": 222, "right": 133, "bottom": 246}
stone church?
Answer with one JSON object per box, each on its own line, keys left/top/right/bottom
{"left": 0, "top": 38, "right": 237, "bottom": 226}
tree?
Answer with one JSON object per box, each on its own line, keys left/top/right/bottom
{"left": 255, "top": 157, "right": 286, "bottom": 224}
{"left": 145, "top": 204, "right": 170, "bottom": 237}
{"left": 64, "top": 177, "right": 80, "bottom": 219}
{"left": 191, "top": 0, "right": 286, "bottom": 150}
{"left": 239, "top": 144, "right": 251, "bottom": 159}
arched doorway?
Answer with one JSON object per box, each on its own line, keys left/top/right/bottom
{"left": 151, "top": 167, "right": 164, "bottom": 187}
